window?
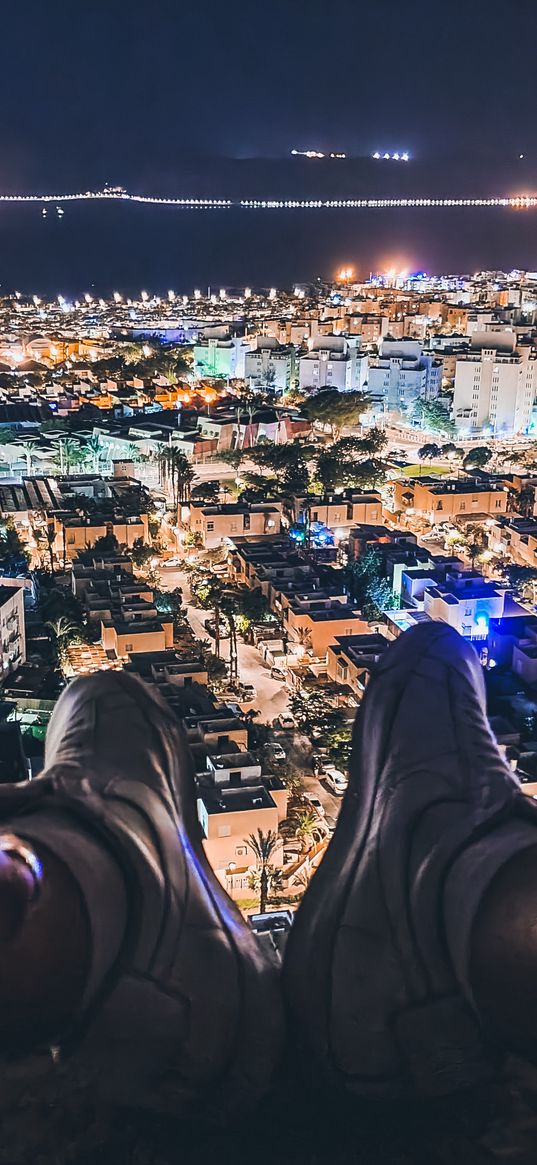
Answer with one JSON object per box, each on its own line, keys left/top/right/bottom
{"left": 460, "top": 502, "right": 466, "bottom": 511}
{"left": 312, "top": 511, "right": 319, "bottom": 521}
{"left": 125, "top": 643, "right": 133, "bottom": 652}
{"left": 206, "top": 521, "right": 214, "bottom": 532}
{"left": 495, "top": 498, "right": 502, "bottom": 508}
{"left": 236, "top": 846, "right": 247, "bottom": 857}
{"left": 464, "top": 606, "right": 472, "bottom": 616}
{"left": 243, "top": 514, "right": 250, "bottom": 530}
{"left": 218, "top": 825, "right": 231, "bottom": 837}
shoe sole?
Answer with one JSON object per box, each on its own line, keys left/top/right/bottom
{"left": 284, "top": 623, "right": 522, "bottom": 1096}
{"left": 43, "top": 670, "right": 284, "bottom": 1119}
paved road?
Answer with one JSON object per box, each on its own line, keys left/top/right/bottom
{"left": 159, "top": 566, "right": 289, "bottom": 723}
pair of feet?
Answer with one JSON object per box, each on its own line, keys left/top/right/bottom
{"left": 5, "top": 622, "right": 537, "bottom": 1118}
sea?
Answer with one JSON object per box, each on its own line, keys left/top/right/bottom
{"left": 1, "top": 202, "right": 537, "bottom": 297}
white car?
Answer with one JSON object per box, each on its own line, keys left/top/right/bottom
{"left": 273, "top": 712, "right": 297, "bottom": 731}
{"left": 305, "top": 793, "right": 326, "bottom": 818}
{"left": 324, "top": 768, "right": 348, "bottom": 796}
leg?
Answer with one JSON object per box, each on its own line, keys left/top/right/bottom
{"left": 0, "top": 671, "right": 283, "bottom": 1117}
{"left": 284, "top": 623, "right": 537, "bottom": 1097}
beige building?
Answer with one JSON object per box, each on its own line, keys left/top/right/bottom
{"left": 290, "top": 491, "right": 383, "bottom": 533}
{"left": 327, "top": 633, "right": 388, "bottom": 698}
{"left": 196, "top": 750, "right": 288, "bottom": 897}
{"left": 187, "top": 502, "right": 281, "bottom": 548}
{"left": 54, "top": 513, "right": 149, "bottom": 558}
{"left": 394, "top": 476, "right": 508, "bottom": 523}
{"left": 283, "top": 597, "right": 369, "bottom": 658}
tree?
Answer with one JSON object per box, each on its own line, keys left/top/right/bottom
{"left": 294, "top": 811, "right": 323, "bottom": 852}
{"left": 190, "top": 480, "right": 220, "bottom": 504}
{"left": 347, "top": 546, "right": 398, "bottom": 619}
{"left": 46, "top": 615, "right": 82, "bottom": 664}
{"left": 85, "top": 433, "right": 104, "bottom": 475}
{"left": 462, "top": 446, "right": 493, "bottom": 471}
{"left": 0, "top": 518, "right": 30, "bottom": 568}
{"left": 418, "top": 442, "right": 441, "bottom": 461}
{"left": 183, "top": 530, "right": 203, "bottom": 550}
{"left": 92, "top": 533, "right": 120, "bottom": 555}
{"left": 301, "top": 389, "right": 370, "bottom": 442}
{"left": 51, "top": 436, "right": 86, "bottom": 476}
{"left": 131, "top": 538, "right": 154, "bottom": 568}
{"left": 289, "top": 687, "right": 347, "bottom": 737}
{"left": 246, "top": 829, "right": 280, "bottom": 913}
{"left": 413, "top": 397, "right": 455, "bottom": 436}
{"left": 16, "top": 438, "right": 39, "bottom": 476}
{"left": 517, "top": 484, "right": 536, "bottom": 519}
{"left": 159, "top": 448, "right": 194, "bottom": 506}
{"left": 153, "top": 587, "right": 185, "bottom": 634}
{"left": 221, "top": 447, "right": 246, "bottom": 478}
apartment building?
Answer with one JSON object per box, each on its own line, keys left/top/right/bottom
{"left": 0, "top": 584, "right": 26, "bottom": 679}
{"left": 453, "top": 335, "right": 537, "bottom": 434}
{"left": 243, "top": 338, "right": 296, "bottom": 393}
{"left": 393, "top": 476, "right": 508, "bottom": 523}
{"left": 298, "top": 335, "right": 366, "bottom": 392}
{"left": 54, "top": 512, "right": 149, "bottom": 558}
{"left": 368, "top": 338, "right": 442, "bottom": 412}
{"left": 282, "top": 593, "right": 369, "bottom": 658}
{"left": 187, "top": 501, "right": 282, "bottom": 548}
{"left": 291, "top": 490, "right": 383, "bottom": 533}
{"left": 327, "top": 632, "right": 388, "bottom": 699}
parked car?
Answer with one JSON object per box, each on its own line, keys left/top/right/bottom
{"left": 203, "top": 617, "right": 230, "bottom": 639}
{"left": 266, "top": 742, "right": 286, "bottom": 764}
{"left": 270, "top": 666, "right": 286, "bottom": 681}
{"left": 305, "top": 793, "right": 325, "bottom": 818}
{"left": 239, "top": 683, "right": 256, "bottom": 701}
{"left": 160, "top": 557, "right": 183, "bottom": 570}
{"left": 324, "top": 768, "right": 348, "bottom": 796}
{"left": 273, "top": 712, "right": 297, "bottom": 731}
{"left": 221, "top": 701, "right": 243, "bottom": 718}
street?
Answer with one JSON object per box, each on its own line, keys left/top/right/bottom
{"left": 159, "top": 566, "right": 290, "bottom": 723}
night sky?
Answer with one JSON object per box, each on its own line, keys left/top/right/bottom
{"left": 1, "top": 0, "right": 536, "bottom": 189}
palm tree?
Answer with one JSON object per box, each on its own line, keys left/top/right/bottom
{"left": 173, "top": 449, "right": 194, "bottom": 505}
{"left": 246, "top": 829, "right": 279, "bottom": 914}
{"left": 85, "top": 433, "right": 103, "bottom": 475}
{"left": 60, "top": 438, "right": 86, "bottom": 476}
{"left": 16, "top": 438, "right": 39, "bottom": 476}
{"left": 294, "top": 811, "right": 322, "bottom": 852}
{"left": 46, "top": 616, "right": 81, "bottom": 662}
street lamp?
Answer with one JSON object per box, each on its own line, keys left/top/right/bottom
{"left": 226, "top": 861, "right": 237, "bottom": 897}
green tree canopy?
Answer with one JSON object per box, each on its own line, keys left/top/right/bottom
{"left": 413, "top": 397, "right": 455, "bottom": 436}
{"left": 301, "top": 390, "right": 370, "bottom": 442}
{"left": 462, "top": 446, "right": 493, "bottom": 471}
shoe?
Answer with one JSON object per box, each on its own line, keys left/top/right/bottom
{"left": 0, "top": 671, "right": 283, "bottom": 1118}
{"left": 284, "top": 622, "right": 537, "bottom": 1098}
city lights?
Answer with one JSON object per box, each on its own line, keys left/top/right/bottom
{"left": 0, "top": 186, "right": 533, "bottom": 211}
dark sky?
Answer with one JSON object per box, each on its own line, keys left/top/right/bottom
{"left": 1, "top": 0, "right": 536, "bottom": 190}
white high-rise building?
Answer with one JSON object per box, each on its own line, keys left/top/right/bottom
{"left": 453, "top": 340, "right": 537, "bottom": 435}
